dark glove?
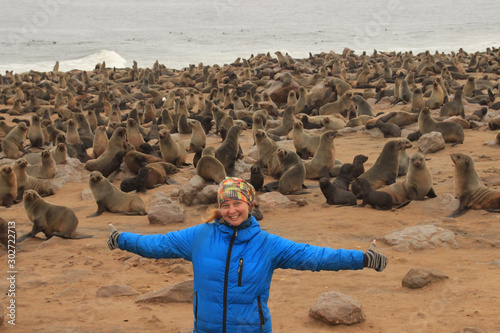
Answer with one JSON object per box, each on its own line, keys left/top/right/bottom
{"left": 363, "top": 240, "right": 387, "bottom": 272}
{"left": 107, "top": 224, "right": 120, "bottom": 250}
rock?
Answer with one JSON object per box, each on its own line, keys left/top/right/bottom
{"left": 148, "top": 204, "right": 186, "bottom": 225}
{"left": 192, "top": 185, "right": 219, "bottom": 205}
{"left": 242, "top": 155, "right": 257, "bottom": 165}
{"left": 234, "top": 159, "right": 252, "bottom": 175}
{"left": 97, "top": 284, "right": 139, "bottom": 297}
{"left": 491, "top": 260, "right": 500, "bottom": 268}
{"left": 403, "top": 193, "right": 458, "bottom": 217}
{"left": 178, "top": 175, "right": 208, "bottom": 206}
{"left": 263, "top": 79, "right": 300, "bottom": 104}
{"left": 309, "top": 291, "right": 365, "bottom": 325}
{"left": 149, "top": 192, "right": 175, "bottom": 206}
{"left": 81, "top": 188, "right": 94, "bottom": 201}
{"left": 53, "top": 158, "right": 86, "bottom": 190}
{"left": 135, "top": 280, "right": 194, "bottom": 304}
{"left": 469, "top": 121, "right": 487, "bottom": 129}
{"left": 443, "top": 116, "right": 470, "bottom": 129}
{"left": 381, "top": 225, "right": 459, "bottom": 252}
{"left": 258, "top": 192, "right": 292, "bottom": 212}
{"left": 246, "top": 147, "right": 259, "bottom": 160}
{"left": 363, "top": 127, "right": 384, "bottom": 139}
{"left": 417, "top": 131, "right": 445, "bottom": 153}
{"left": 402, "top": 268, "right": 449, "bottom": 289}
{"left": 462, "top": 327, "right": 485, "bottom": 333}
{"left": 307, "top": 82, "right": 335, "bottom": 109}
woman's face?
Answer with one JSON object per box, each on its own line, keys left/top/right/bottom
{"left": 220, "top": 199, "right": 251, "bottom": 226}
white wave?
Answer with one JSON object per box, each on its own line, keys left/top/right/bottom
{"left": 0, "top": 50, "right": 128, "bottom": 74}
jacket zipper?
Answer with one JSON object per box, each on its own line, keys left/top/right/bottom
{"left": 238, "top": 258, "right": 244, "bottom": 287}
{"left": 223, "top": 230, "right": 237, "bottom": 333}
{"left": 257, "top": 295, "right": 265, "bottom": 332}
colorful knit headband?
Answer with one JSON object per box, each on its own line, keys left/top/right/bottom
{"left": 218, "top": 177, "right": 255, "bottom": 207}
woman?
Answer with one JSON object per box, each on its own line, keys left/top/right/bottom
{"left": 108, "top": 177, "right": 387, "bottom": 332}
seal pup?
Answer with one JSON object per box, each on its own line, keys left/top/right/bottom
{"left": 333, "top": 163, "right": 355, "bottom": 191}
{"left": 319, "top": 177, "right": 357, "bottom": 206}
{"left": 88, "top": 171, "right": 147, "bottom": 217}
{"left": 13, "top": 158, "right": 54, "bottom": 200}
{"left": 0, "top": 165, "right": 17, "bottom": 208}
{"left": 352, "top": 95, "right": 375, "bottom": 116}
{"left": 304, "top": 130, "right": 338, "bottom": 180}
{"left": 418, "top": 107, "right": 464, "bottom": 143}
{"left": 365, "top": 119, "right": 401, "bottom": 138}
{"left": 143, "top": 162, "right": 179, "bottom": 188}
{"left": 352, "top": 154, "right": 369, "bottom": 179}
{"left": 379, "top": 152, "right": 436, "bottom": 205}
{"left": 1, "top": 122, "right": 28, "bottom": 159}
{"left": 124, "top": 149, "right": 164, "bottom": 174}
{"left": 196, "top": 146, "right": 227, "bottom": 184}
{"left": 120, "top": 167, "right": 149, "bottom": 193}
{"left": 355, "top": 178, "right": 393, "bottom": 210}
{"left": 276, "top": 148, "right": 306, "bottom": 194}
{"left": 449, "top": 153, "right": 500, "bottom": 217}
{"left": 249, "top": 164, "right": 264, "bottom": 191}
{"left": 17, "top": 190, "right": 93, "bottom": 242}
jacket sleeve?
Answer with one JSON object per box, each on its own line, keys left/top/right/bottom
{"left": 117, "top": 224, "right": 205, "bottom": 261}
{"left": 270, "top": 234, "right": 364, "bottom": 271}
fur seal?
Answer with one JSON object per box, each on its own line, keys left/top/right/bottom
{"left": 196, "top": 147, "right": 227, "bottom": 184}
{"left": 85, "top": 127, "right": 127, "bottom": 172}
{"left": 100, "top": 150, "right": 127, "bottom": 178}
{"left": 267, "top": 106, "right": 295, "bottom": 136}
{"left": 1, "top": 122, "right": 28, "bottom": 159}
{"left": 188, "top": 119, "right": 206, "bottom": 152}
{"left": 319, "top": 177, "right": 357, "bottom": 206}
{"left": 449, "top": 153, "right": 500, "bottom": 217}
{"left": 26, "top": 150, "right": 57, "bottom": 179}
{"left": 352, "top": 154, "right": 369, "bottom": 179}
{"left": 249, "top": 164, "right": 264, "bottom": 191}
{"left": 365, "top": 119, "right": 401, "bottom": 138}
{"left": 215, "top": 125, "right": 243, "bottom": 176}
{"left": 126, "top": 118, "right": 145, "bottom": 150}
{"left": 352, "top": 139, "right": 411, "bottom": 196}
{"left": 304, "top": 130, "right": 338, "bottom": 180}
{"left": 411, "top": 88, "right": 425, "bottom": 112}
{"left": 319, "top": 90, "right": 353, "bottom": 116}
{"left": 379, "top": 152, "right": 436, "bottom": 205}
{"left": 424, "top": 82, "right": 444, "bottom": 109}
{"left": 92, "top": 125, "right": 109, "bottom": 158}
{"left": 355, "top": 178, "right": 393, "bottom": 210}
{"left": 352, "top": 94, "right": 375, "bottom": 116}
{"left": 124, "top": 150, "right": 164, "bottom": 174}
{"left": 440, "top": 90, "right": 465, "bottom": 118}
{"left": 144, "top": 162, "right": 179, "bottom": 188}
{"left": 13, "top": 158, "right": 54, "bottom": 200}
{"left": 88, "top": 171, "right": 147, "bottom": 217}
{"left": 292, "top": 121, "right": 320, "bottom": 159}
{"left": 333, "top": 163, "right": 354, "bottom": 191}
{"left": 276, "top": 148, "right": 306, "bottom": 194}
{"left": 17, "top": 190, "right": 92, "bottom": 242}
{"left": 0, "top": 165, "right": 17, "bottom": 207}
{"left": 158, "top": 129, "right": 187, "bottom": 167}
{"left": 28, "top": 115, "right": 44, "bottom": 148}
{"left": 255, "top": 129, "right": 280, "bottom": 177}
{"left": 418, "top": 107, "right": 464, "bottom": 143}
{"left": 120, "top": 167, "right": 149, "bottom": 193}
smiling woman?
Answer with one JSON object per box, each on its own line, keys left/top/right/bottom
{"left": 107, "top": 177, "right": 387, "bottom": 332}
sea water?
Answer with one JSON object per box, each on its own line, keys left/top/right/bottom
{"left": 0, "top": 0, "right": 499, "bottom": 73}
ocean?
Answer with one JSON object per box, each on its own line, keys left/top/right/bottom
{"left": 0, "top": 0, "right": 499, "bottom": 73}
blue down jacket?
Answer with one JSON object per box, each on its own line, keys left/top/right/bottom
{"left": 117, "top": 216, "right": 364, "bottom": 332}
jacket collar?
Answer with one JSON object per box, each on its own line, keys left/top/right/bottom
{"left": 215, "top": 216, "right": 261, "bottom": 242}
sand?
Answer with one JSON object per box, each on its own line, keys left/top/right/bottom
{"left": 0, "top": 56, "right": 499, "bottom": 333}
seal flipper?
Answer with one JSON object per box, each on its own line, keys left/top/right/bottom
{"left": 426, "top": 187, "right": 437, "bottom": 198}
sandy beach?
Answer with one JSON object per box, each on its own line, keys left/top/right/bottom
{"left": 0, "top": 49, "right": 499, "bottom": 333}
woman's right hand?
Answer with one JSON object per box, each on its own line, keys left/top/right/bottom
{"left": 107, "top": 223, "right": 120, "bottom": 250}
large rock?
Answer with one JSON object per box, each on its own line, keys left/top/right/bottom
{"left": 149, "top": 192, "right": 175, "bottom": 206}
{"left": 402, "top": 268, "right": 449, "bottom": 289}
{"left": 258, "top": 192, "right": 292, "bottom": 212}
{"left": 263, "top": 79, "right": 300, "bottom": 105}
{"left": 148, "top": 204, "right": 186, "bottom": 225}
{"left": 97, "top": 284, "right": 139, "bottom": 297}
{"left": 178, "top": 175, "right": 208, "bottom": 206}
{"left": 402, "top": 193, "right": 458, "bottom": 217}
{"left": 417, "top": 131, "right": 445, "bottom": 154}
{"left": 307, "top": 82, "right": 336, "bottom": 109}
{"left": 309, "top": 291, "right": 365, "bottom": 325}
{"left": 381, "top": 225, "right": 459, "bottom": 252}
{"left": 53, "top": 157, "right": 87, "bottom": 190}
{"left": 135, "top": 280, "right": 194, "bottom": 304}
{"left": 191, "top": 185, "right": 219, "bottom": 205}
